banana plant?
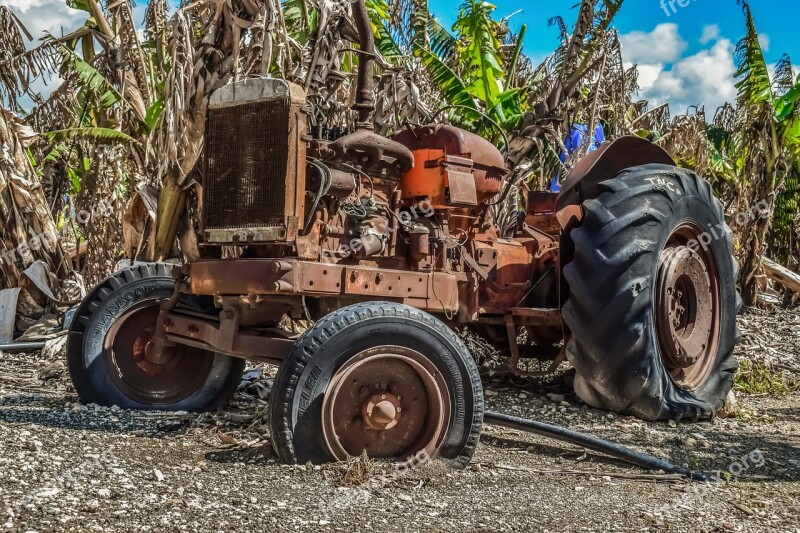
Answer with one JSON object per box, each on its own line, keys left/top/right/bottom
{"left": 732, "top": 0, "right": 800, "bottom": 304}
{"left": 412, "top": 0, "right": 525, "bottom": 144}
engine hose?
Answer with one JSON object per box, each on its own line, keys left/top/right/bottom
{"left": 304, "top": 158, "right": 332, "bottom": 233}
{"left": 483, "top": 411, "right": 713, "bottom": 482}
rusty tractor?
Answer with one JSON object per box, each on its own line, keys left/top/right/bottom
{"left": 66, "top": 0, "right": 739, "bottom": 467}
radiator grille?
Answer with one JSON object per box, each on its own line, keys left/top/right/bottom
{"left": 204, "top": 100, "right": 290, "bottom": 230}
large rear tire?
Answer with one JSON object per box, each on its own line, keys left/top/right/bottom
{"left": 66, "top": 263, "right": 244, "bottom": 411}
{"left": 563, "top": 164, "right": 741, "bottom": 420}
{"left": 269, "top": 302, "right": 484, "bottom": 467}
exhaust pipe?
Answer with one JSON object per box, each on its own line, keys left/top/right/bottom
{"left": 350, "top": 0, "right": 376, "bottom": 130}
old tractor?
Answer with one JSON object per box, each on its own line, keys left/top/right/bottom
{"left": 66, "top": 0, "right": 739, "bottom": 467}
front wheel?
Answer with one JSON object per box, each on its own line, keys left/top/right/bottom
{"left": 66, "top": 263, "right": 245, "bottom": 411}
{"left": 563, "top": 164, "right": 741, "bottom": 420}
{"left": 269, "top": 302, "right": 484, "bottom": 467}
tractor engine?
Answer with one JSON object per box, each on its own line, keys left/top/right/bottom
{"left": 199, "top": 76, "right": 560, "bottom": 325}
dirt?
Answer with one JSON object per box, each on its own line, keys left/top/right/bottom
{"left": 0, "top": 310, "right": 798, "bottom": 532}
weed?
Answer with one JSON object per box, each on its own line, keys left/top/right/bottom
{"left": 735, "top": 360, "right": 796, "bottom": 395}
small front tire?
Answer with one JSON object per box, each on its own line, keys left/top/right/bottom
{"left": 66, "top": 263, "right": 245, "bottom": 411}
{"left": 269, "top": 302, "right": 484, "bottom": 467}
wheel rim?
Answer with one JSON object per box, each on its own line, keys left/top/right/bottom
{"left": 103, "top": 300, "right": 214, "bottom": 405}
{"left": 321, "top": 346, "right": 450, "bottom": 462}
{"left": 655, "top": 222, "right": 721, "bottom": 390}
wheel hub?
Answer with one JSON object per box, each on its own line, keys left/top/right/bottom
{"left": 321, "top": 347, "right": 450, "bottom": 462}
{"left": 655, "top": 223, "right": 721, "bottom": 390}
{"left": 104, "top": 300, "right": 214, "bottom": 405}
{"left": 362, "top": 393, "right": 402, "bottom": 430}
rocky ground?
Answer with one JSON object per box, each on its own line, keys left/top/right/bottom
{"left": 0, "top": 309, "right": 799, "bottom": 532}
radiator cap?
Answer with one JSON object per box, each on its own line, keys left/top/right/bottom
{"left": 209, "top": 78, "right": 306, "bottom": 108}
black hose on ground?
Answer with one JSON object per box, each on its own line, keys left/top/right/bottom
{"left": 0, "top": 341, "right": 47, "bottom": 353}
{"left": 484, "top": 410, "right": 713, "bottom": 482}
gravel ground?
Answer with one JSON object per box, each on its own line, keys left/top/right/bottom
{"left": 1, "top": 310, "right": 799, "bottom": 532}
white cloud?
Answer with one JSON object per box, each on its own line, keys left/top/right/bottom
{"left": 757, "top": 33, "right": 771, "bottom": 53}
{"left": 699, "top": 24, "right": 720, "bottom": 45}
{"left": 632, "top": 63, "right": 665, "bottom": 92}
{"left": 3, "top": 0, "right": 86, "bottom": 45}
{"left": 620, "top": 22, "right": 739, "bottom": 118}
{"left": 619, "top": 23, "right": 688, "bottom": 65}
{"left": 643, "top": 39, "right": 737, "bottom": 116}
{"left": 2, "top": 0, "right": 86, "bottom": 108}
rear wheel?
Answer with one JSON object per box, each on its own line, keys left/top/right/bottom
{"left": 563, "top": 164, "right": 740, "bottom": 420}
{"left": 67, "top": 263, "right": 244, "bottom": 411}
{"left": 269, "top": 302, "right": 483, "bottom": 467}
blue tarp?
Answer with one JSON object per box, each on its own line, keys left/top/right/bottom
{"left": 550, "top": 124, "right": 606, "bottom": 192}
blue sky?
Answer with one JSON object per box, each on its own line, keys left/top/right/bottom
{"left": 4, "top": 0, "right": 797, "bottom": 117}
{"left": 429, "top": 0, "right": 799, "bottom": 116}
{"left": 432, "top": 0, "right": 797, "bottom": 66}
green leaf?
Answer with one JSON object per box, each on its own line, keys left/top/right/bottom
{"left": 25, "top": 147, "right": 37, "bottom": 169}
{"left": 145, "top": 100, "right": 165, "bottom": 131}
{"left": 366, "top": 0, "right": 402, "bottom": 58}
{"left": 59, "top": 47, "right": 122, "bottom": 111}
{"left": 734, "top": 3, "right": 773, "bottom": 108}
{"left": 67, "top": 0, "right": 91, "bottom": 12}
{"left": 426, "top": 17, "right": 458, "bottom": 63}
{"left": 282, "top": 0, "right": 314, "bottom": 44}
{"left": 452, "top": 0, "right": 506, "bottom": 108}
{"left": 67, "top": 167, "right": 81, "bottom": 194}
{"left": 44, "top": 127, "right": 138, "bottom": 144}
{"left": 414, "top": 45, "right": 478, "bottom": 113}
{"left": 775, "top": 84, "right": 800, "bottom": 121}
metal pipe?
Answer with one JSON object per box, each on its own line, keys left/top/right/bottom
{"left": 484, "top": 410, "right": 713, "bottom": 482}
{"left": 0, "top": 341, "right": 47, "bottom": 353}
{"left": 350, "top": 0, "right": 376, "bottom": 130}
